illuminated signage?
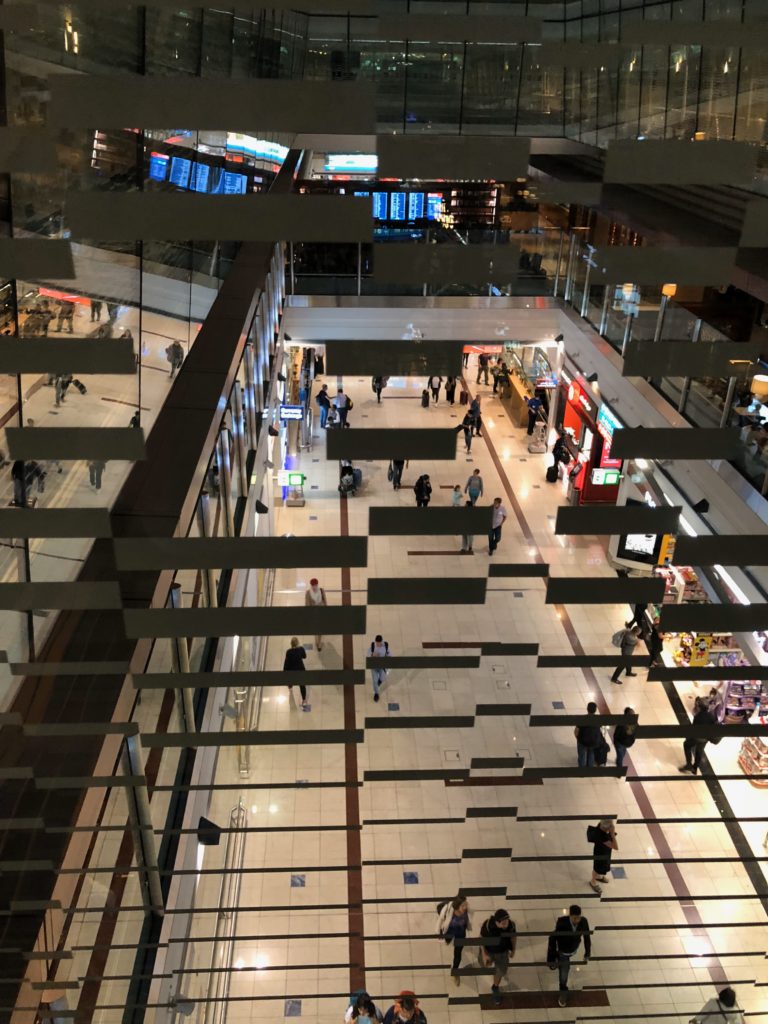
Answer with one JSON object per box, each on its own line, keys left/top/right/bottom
{"left": 226, "top": 134, "right": 289, "bottom": 163}
{"left": 325, "top": 153, "right": 378, "bottom": 173}
{"left": 279, "top": 470, "right": 306, "bottom": 486}
{"left": 567, "top": 381, "right": 597, "bottom": 420}
{"left": 279, "top": 404, "right": 304, "bottom": 421}
{"left": 596, "top": 403, "right": 623, "bottom": 469}
{"left": 591, "top": 468, "right": 621, "bottom": 486}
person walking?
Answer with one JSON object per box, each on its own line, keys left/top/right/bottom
{"left": 451, "top": 485, "right": 462, "bottom": 507}
{"left": 382, "top": 994, "right": 426, "bottom": 1024}
{"left": 613, "top": 707, "right": 637, "bottom": 770}
{"left": 689, "top": 987, "right": 744, "bottom": 1024}
{"left": 334, "top": 389, "right": 350, "bottom": 427}
{"left": 625, "top": 602, "right": 648, "bottom": 631}
{"left": 462, "top": 349, "right": 469, "bottom": 369}
{"left": 427, "top": 376, "right": 442, "bottom": 404}
{"left": 588, "top": 818, "right": 618, "bottom": 894}
{"left": 476, "top": 352, "right": 490, "bottom": 385}
{"left": 479, "top": 908, "right": 516, "bottom": 1007}
{"left": 464, "top": 469, "right": 484, "bottom": 505}
{"left": 372, "top": 376, "right": 384, "bottom": 403}
{"left": 88, "top": 459, "right": 105, "bottom": 491}
{"left": 346, "top": 993, "right": 383, "bottom": 1024}
{"left": 445, "top": 376, "right": 457, "bottom": 405}
{"left": 91, "top": 299, "right": 102, "bottom": 321}
{"left": 492, "top": 362, "right": 508, "bottom": 395}
{"left": 283, "top": 636, "right": 308, "bottom": 708}
{"left": 55, "top": 300, "right": 74, "bottom": 333}
{"left": 547, "top": 905, "right": 591, "bottom": 1007}
{"left": 391, "top": 458, "right": 406, "bottom": 490}
{"left": 469, "top": 397, "right": 482, "bottom": 436}
{"left": 460, "top": 411, "right": 474, "bottom": 453}
{"left": 315, "top": 383, "right": 331, "bottom": 428}
{"left": 438, "top": 895, "right": 472, "bottom": 986}
{"left": 129, "top": 411, "right": 140, "bottom": 428}
{"left": 11, "top": 460, "right": 26, "bottom": 506}
{"left": 305, "top": 578, "right": 327, "bottom": 651}
{"left": 575, "top": 702, "right": 601, "bottom": 768}
{"left": 525, "top": 393, "right": 543, "bottom": 435}
{"left": 488, "top": 497, "right": 507, "bottom": 555}
{"left": 679, "top": 695, "right": 717, "bottom": 776}
{"left": 647, "top": 618, "right": 664, "bottom": 668}
{"left": 610, "top": 625, "right": 641, "bottom": 683}
{"left": 460, "top": 500, "right": 474, "bottom": 554}
{"left": 167, "top": 340, "right": 184, "bottom": 378}
{"left": 369, "top": 634, "right": 390, "bottom": 702}
{"left": 413, "top": 474, "right": 432, "bottom": 508}
{"left": 54, "top": 374, "right": 70, "bottom": 407}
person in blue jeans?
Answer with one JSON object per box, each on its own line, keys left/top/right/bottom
{"left": 488, "top": 498, "right": 507, "bottom": 555}
{"left": 316, "top": 383, "right": 330, "bottom": 428}
{"left": 574, "top": 702, "right": 600, "bottom": 767}
{"left": 547, "top": 905, "right": 592, "bottom": 1007}
{"left": 464, "top": 469, "right": 484, "bottom": 505}
{"left": 369, "top": 635, "right": 390, "bottom": 702}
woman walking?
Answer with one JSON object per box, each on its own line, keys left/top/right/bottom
{"left": 613, "top": 708, "right": 637, "bottom": 769}
{"left": 438, "top": 895, "right": 472, "bottom": 986}
{"left": 588, "top": 819, "right": 618, "bottom": 894}
{"left": 445, "top": 376, "right": 457, "bottom": 404}
{"left": 464, "top": 468, "right": 484, "bottom": 505}
{"left": 283, "top": 636, "right": 308, "bottom": 708}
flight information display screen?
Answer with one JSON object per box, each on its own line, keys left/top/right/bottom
{"left": 189, "top": 163, "right": 210, "bottom": 193}
{"left": 372, "top": 192, "right": 388, "bottom": 220}
{"left": 389, "top": 193, "right": 407, "bottom": 220}
{"left": 169, "top": 156, "right": 191, "bottom": 188}
{"left": 148, "top": 152, "right": 169, "bottom": 181}
{"left": 408, "top": 192, "right": 425, "bottom": 219}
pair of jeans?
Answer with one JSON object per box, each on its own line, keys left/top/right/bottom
{"left": 371, "top": 667, "right": 386, "bottom": 695}
{"left": 489, "top": 525, "right": 502, "bottom": 553}
{"left": 463, "top": 429, "right": 472, "bottom": 451}
{"left": 683, "top": 737, "right": 706, "bottom": 772}
{"left": 392, "top": 463, "right": 403, "bottom": 488}
{"left": 467, "top": 490, "right": 481, "bottom": 505}
{"left": 431, "top": 389, "right": 439, "bottom": 403}
{"left": 577, "top": 742, "right": 595, "bottom": 768}
{"left": 461, "top": 535, "right": 474, "bottom": 551}
{"left": 558, "top": 952, "right": 572, "bottom": 990}
{"left": 337, "top": 407, "right": 347, "bottom": 427}
{"left": 615, "top": 742, "right": 627, "bottom": 768}
{"left": 319, "top": 404, "right": 328, "bottom": 428}
{"left": 416, "top": 498, "right": 429, "bottom": 508}
{"left": 451, "top": 938, "right": 465, "bottom": 972}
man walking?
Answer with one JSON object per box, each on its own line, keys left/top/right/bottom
{"left": 476, "top": 353, "right": 490, "bottom": 386}
{"left": 391, "top": 458, "right": 406, "bottom": 490}
{"left": 547, "top": 905, "right": 591, "bottom": 1007}
{"left": 305, "top": 578, "right": 327, "bottom": 651}
{"left": 610, "top": 625, "right": 641, "bottom": 683}
{"left": 469, "top": 397, "right": 482, "bottom": 436}
{"left": 460, "top": 500, "right": 475, "bottom": 554}
{"left": 335, "top": 388, "right": 349, "bottom": 427}
{"left": 414, "top": 474, "right": 432, "bottom": 508}
{"left": 460, "top": 412, "right": 474, "bottom": 453}
{"left": 480, "top": 909, "right": 516, "bottom": 1007}
{"left": 488, "top": 497, "right": 507, "bottom": 555}
{"left": 575, "top": 702, "right": 601, "bottom": 768}
{"left": 464, "top": 469, "right": 484, "bottom": 505}
{"left": 369, "top": 634, "right": 390, "bottom": 703}
{"left": 88, "top": 459, "right": 106, "bottom": 490}
{"left": 315, "top": 383, "right": 331, "bottom": 428}
{"left": 679, "top": 696, "right": 717, "bottom": 776}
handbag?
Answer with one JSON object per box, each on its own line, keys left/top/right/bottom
{"left": 387, "top": 462, "right": 394, "bottom": 482}
{"left": 586, "top": 825, "right": 603, "bottom": 844}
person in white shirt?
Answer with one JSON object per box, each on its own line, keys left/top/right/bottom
{"left": 304, "top": 578, "right": 327, "bottom": 651}
{"left": 369, "top": 634, "right": 390, "bottom": 702}
{"left": 488, "top": 497, "right": 507, "bottom": 555}
{"left": 334, "top": 389, "right": 349, "bottom": 427}
{"left": 690, "top": 987, "right": 743, "bottom": 1024}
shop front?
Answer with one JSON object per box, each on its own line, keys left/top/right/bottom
{"left": 556, "top": 368, "right": 623, "bottom": 504}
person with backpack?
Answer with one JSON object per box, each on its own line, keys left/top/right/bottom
{"left": 369, "top": 634, "right": 390, "bottom": 702}
{"left": 346, "top": 991, "right": 383, "bottom": 1024}
{"left": 427, "top": 376, "right": 442, "bottom": 404}
{"left": 587, "top": 818, "right": 618, "bottom": 894}
{"left": 437, "top": 895, "right": 472, "bottom": 985}
{"left": 305, "top": 578, "right": 327, "bottom": 651}
{"left": 613, "top": 707, "right": 637, "bottom": 770}
{"left": 575, "top": 702, "right": 601, "bottom": 768}
{"left": 316, "top": 383, "right": 331, "bottom": 429}
{"left": 610, "top": 625, "right": 641, "bottom": 683}
{"left": 413, "top": 474, "right": 432, "bottom": 508}
{"left": 284, "top": 636, "right": 308, "bottom": 708}
{"left": 382, "top": 993, "right": 426, "bottom": 1024}
{"left": 547, "top": 904, "right": 591, "bottom": 1007}
{"left": 335, "top": 389, "right": 350, "bottom": 427}
{"left": 679, "top": 695, "right": 717, "bottom": 775}
{"left": 464, "top": 469, "right": 484, "bottom": 505}
{"left": 479, "top": 909, "right": 516, "bottom": 1006}
{"left": 689, "top": 986, "right": 744, "bottom": 1024}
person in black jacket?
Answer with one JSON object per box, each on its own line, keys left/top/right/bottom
{"left": 283, "top": 636, "right": 307, "bottom": 708}
{"left": 625, "top": 602, "right": 648, "bottom": 632}
{"left": 679, "top": 696, "right": 716, "bottom": 775}
{"left": 613, "top": 706, "right": 637, "bottom": 769}
{"left": 647, "top": 618, "right": 664, "bottom": 668}
{"left": 427, "top": 376, "right": 442, "bottom": 404}
{"left": 589, "top": 819, "right": 618, "bottom": 894}
{"left": 413, "top": 474, "right": 432, "bottom": 508}
{"left": 574, "top": 702, "right": 601, "bottom": 768}
{"left": 547, "top": 905, "right": 592, "bottom": 1006}
{"left": 480, "top": 909, "right": 516, "bottom": 1006}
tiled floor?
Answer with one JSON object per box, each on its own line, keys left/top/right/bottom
{"left": 171, "top": 362, "right": 767, "bottom": 1024}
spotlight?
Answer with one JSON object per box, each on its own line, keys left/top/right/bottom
{"left": 268, "top": 425, "right": 279, "bottom": 437}
{"left": 196, "top": 816, "right": 222, "bottom": 847}
{"left": 586, "top": 372, "right": 598, "bottom": 383}
{"left": 554, "top": 333, "right": 564, "bottom": 342}
{"left": 692, "top": 499, "right": 710, "bottom": 514}
{"left": 255, "top": 500, "right": 268, "bottom": 514}
{"left": 277, "top": 372, "right": 287, "bottom": 382}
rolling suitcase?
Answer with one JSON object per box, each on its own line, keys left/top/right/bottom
{"left": 459, "top": 390, "right": 469, "bottom": 406}
{"left": 72, "top": 379, "right": 87, "bottom": 395}
{"left": 546, "top": 464, "right": 559, "bottom": 483}
{"left": 421, "top": 389, "right": 430, "bottom": 408}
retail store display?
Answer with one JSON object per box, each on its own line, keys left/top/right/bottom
{"left": 738, "top": 732, "right": 768, "bottom": 788}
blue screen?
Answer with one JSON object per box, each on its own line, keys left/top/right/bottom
{"left": 390, "top": 193, "right": 406, "bottom": 221}
{"left": 222, "top": 171, "right": 247, "bottom": 194}
{"left": 148, "top": 153, "right": 169, "bottom": 182}
{"left": 169, "top": 157, "right": 191, "bottom": 188}
{"left": 190, "top": 163, "right": 210, "bottom": 193}
{"left": 427, "top": 194, "right": 443, "bottom": 220}
{"left": 408, "top": 192, "right": 425, "bottom": 219}
{"left": 354, "top": 191, "right": 370, "bottom": 197}
{"left": 372, "top": 192, "right": 388, "bottom": 220}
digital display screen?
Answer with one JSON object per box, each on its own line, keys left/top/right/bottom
{"left": 408, "top": 192, "right": 425, "bottom": 219}
{"left": 148, "top": 153, "right": 169, "bottom": 182}
{"left": 325, "top": 154, "right": 378, "bottom": 173}
{"left": 169, "top": 156, "right": 191, "bottom": 188}
{"left": 617, "top": 498, "right": 663, "bottom": 565}
{"left": 223, "top": 171, "right": 247, "bottom": 194}
{"left": 354, "top": 191, "right": 370, "bottom": 198}
{"left": 189, "top": 163, "right": 210, "bottom": 193}
{"left": 373, "top": 192, "right": 388, "bottom": 220}
{"left": 390, "top": 193, "right": 407, "bottom": 221}
{"left": 427, "top": 193, "right": 443, "bottom": 220}
{"left": 623, "top": 533, "right": 657, "bottom": 557}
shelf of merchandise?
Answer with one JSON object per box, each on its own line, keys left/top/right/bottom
{"left": 738, "top": 732, "right": 768, "bottom": 788}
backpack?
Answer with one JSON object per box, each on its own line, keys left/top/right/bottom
{"left": 586, "top": 824, "right": 603, "bottom": 844}
{"left": 347, "top": 398, "right": 354, "bottom": 411}
{"left": 611, "top": 629, "right": 626, "bottom": 648}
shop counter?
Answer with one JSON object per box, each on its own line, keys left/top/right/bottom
{"left": 498, "top": 373, "right": 532, "bottom": 428}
